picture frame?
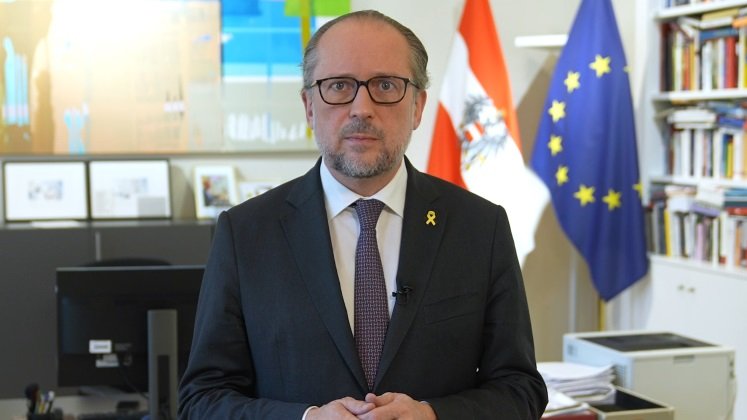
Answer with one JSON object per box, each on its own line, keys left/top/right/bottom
{"left": 88, "top": 160, "right": 172, "bottom": 220}
{"left": 194, "top": 165, "right": 239, "bottom": 220}
{"left": 238, "top": 181, "right": 278, "bottom": 202}
{"left": 2, "top": 161, "right": 89, "bottom": 222}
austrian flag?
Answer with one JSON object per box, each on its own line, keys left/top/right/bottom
{"left": 427, "top": 0, "right": 548, "bottom": 265}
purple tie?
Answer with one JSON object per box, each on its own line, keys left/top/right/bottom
{"left": 353, "top": 198, "right": 388, "bottom": 390}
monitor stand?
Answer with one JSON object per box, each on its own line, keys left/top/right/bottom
{"left": 147, "top": 309, "right": 178, "bottom": 420}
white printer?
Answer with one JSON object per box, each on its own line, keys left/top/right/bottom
{"left": 563, "top": 330, "right": 736, "bottom": 420}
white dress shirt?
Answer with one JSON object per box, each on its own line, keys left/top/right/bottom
{"left": 319, "top": 160, "right": 407, "bottom": 333}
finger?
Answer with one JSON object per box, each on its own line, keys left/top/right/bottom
{"left": 339, "top": 397, "right": 376, "bottom": 415}
{"left": 366, "top": 392, "right": 400, "bottom": 406}
{"left": 309, "top": 398, "right": 369, "bottom": 420}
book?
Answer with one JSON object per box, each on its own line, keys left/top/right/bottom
{"left": 720, "top": 212, "right": 733, "bottom": 265}
{"left": 666, "top": 107, "right": 717, "bottom": 124}
{"left": 716, "top": 116, "right": 745, "bottom": 129}
{"left": 692, "top": 128, "right": 708, "bottom": 178}
{"left": 739, "top": 26, "right": 747, "bottom": 88}
{"left": 666, "top": 185, "right": 697, "bottom": 211}
{"left": 696, "top": 184, "right": 726, "bottom": 207}
{"left": 725, "top": 35, "right": 738, "bottom": 88}
{"left": 732, "top": 132, "right": 745, "bottom": 179}
{"left": 701, "top": 7, "right": 741, "bottom": 30}
{"left": 724, "top": 187, "right": 747, "bottom": 207}
{"left": 733, "top": 15, "right": 747, "bottom": 28}
{"left": 676, "top": 128, "right": 693, "bottom": 176}
{"left": 727, "top": 206, "right": 747, "bottom": 216}
{"left": 699, "top": 26, "right": 740, "bottom": 43}
{"left": 702, "top": 39, "right": 714, "bottom": 90}
{"left": 692, "top": 201, "right": 721, "bottom": 217}
{"left": 677, "top": 16, "right": 700, "bottom": 41}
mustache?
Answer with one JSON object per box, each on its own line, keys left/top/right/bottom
{"left": 339, "top": 119, "right": 384, "bottom": 139}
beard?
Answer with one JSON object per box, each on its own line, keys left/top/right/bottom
{"left": 316, "top": 118, "right": 409, "bottom": 178}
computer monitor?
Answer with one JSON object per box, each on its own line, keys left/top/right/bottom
{"left": 55, "top": 265, "right": 204, "bottom": 397}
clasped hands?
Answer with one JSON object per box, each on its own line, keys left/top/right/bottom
{"left": 307, "top": 392, "right": 437, "bottom": 420}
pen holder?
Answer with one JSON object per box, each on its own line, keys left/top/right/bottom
{"left": 28, "top": 410, "right": 63, "bottom": 420}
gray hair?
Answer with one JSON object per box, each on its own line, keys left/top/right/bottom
{"left": 301, "top": 10, "right": 430, "bottom": 91}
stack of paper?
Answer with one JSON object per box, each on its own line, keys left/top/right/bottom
{"left": 538, "top": 361, "right": 616, "bottom": 404}
{"left": 542, "top": 387, "right": 591, "bottom": 417}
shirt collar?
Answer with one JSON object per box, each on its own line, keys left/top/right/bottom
{"left": 320, "top": 160, "right": 408, "bottom": 219}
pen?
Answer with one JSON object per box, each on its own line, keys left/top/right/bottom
{"left": 45, "top": 390, "right": 56, "bottom": 413}
{"left": 24, "top": 383, "right": 39, "bottom": 414}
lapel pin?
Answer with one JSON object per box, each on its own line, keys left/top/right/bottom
{"left": 425, "top": 210, "right": 436, "bottom": 226}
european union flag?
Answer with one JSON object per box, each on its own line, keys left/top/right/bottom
{"left": 530, "top": 0, "right": 648, "bottom": 301}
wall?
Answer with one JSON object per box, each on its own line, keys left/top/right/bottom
{"left": 0, "top": 0, "right": 639, "bottom": 362}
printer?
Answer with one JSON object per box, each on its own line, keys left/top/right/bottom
{"left": 563, "top": 330, "right": 736, "bottom": 420}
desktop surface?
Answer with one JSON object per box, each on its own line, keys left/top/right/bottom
{"left": 0, "top": 393, "right": 148, "bottom": 420}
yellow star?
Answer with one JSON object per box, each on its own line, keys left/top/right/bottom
{"left": 548, "top": 135, "right": 563, "bottom": 156}
{"left": 548, "top": 100, "right": 566, "bottom": 123}
{"left": 590, "top": 55, "right": 611, "bottom": 78}
{"left": 633, "top": 182, "right": 642, "bottom": 199}
{"left": 555, "top": 165, "right": 569, "bottom": 186}
{"left": 602, "top": 189, "right": 622, "bottom": 210}
{"left": 574, "top": 184, "right": 595, "bottom": 206}
{"left": 564, "top": 71, "right": 580, "bottom": 93}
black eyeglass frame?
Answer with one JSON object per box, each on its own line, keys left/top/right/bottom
{"left": 307, "top": 76, "right": 421, "bottom": 105}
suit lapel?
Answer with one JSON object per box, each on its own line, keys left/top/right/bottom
{"left": 376, "top": 162, "right": 445, "bottom": 388}
{"left": 280, "top": 160, "right": 368, "bottom": 392}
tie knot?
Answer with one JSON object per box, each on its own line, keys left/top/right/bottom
{"left": 354, "top": 199, "right": 385, "bottom": 231}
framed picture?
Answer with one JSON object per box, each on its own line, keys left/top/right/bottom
{"left": 3, "top": 161, "right": 89, "bottom": 222}
{"left": 88, "top": 160, "right": 172, "bottom": 220}
{"left": 238, "top": 181, "right": 278, "bottom": 202}
{"left": 194, "top": 165, "right": 239, "bottom": 219}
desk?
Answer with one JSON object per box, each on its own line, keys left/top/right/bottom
{"left": 0, "top": 220, "right": 213, "bottom": 398}
{"left": 0, "top": 394, "right": 148, "bottom": 419}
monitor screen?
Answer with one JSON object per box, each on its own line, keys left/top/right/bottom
{"left": 56, "top": 265, "right": 204, "bottom": 392}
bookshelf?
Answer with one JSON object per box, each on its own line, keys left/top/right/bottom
{"left": 513, "top": 34, "right": 567, "bottom": 49}
{"left": 633, "top": 1, "right": 747, "bottom": 418}
{"left": 652, "top": 88, "right": 747, "bottom": 101}
{"left": 642, "top": 0, "right": 747, "bottom": 269}
{"left": 656, "top": 0, "right": 747, "bottom": 20}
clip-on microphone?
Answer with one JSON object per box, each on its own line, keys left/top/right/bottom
{"left": 392, "top": 285, "right": 413, "bottom": 305}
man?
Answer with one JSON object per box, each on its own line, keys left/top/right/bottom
{"left": 178, "top": 9, "right": 547, "bottom": 420}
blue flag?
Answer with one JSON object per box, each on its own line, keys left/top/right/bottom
{"left": 530, "top": 0, "right": 648, "bottom": 301}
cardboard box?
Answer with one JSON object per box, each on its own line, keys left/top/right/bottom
{"left": 589, "top": 387, "right": 673, "bottom": 420}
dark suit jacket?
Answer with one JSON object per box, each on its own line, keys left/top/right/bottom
{"left": 178, "top": 158, "right": 548, "bottom": 419}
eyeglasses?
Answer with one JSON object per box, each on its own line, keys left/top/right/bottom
{"left": 308, "top": 76, "right": 420, "bottom": 105}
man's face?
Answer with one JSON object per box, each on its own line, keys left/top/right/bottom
{"left": 301, "top": 18, "right": 427, "bottom": 182}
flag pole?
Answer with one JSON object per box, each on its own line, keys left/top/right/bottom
{"left": 568, "top": 250, "right": 577, "bottom": 332}
{"left": 300, "top": 0, "right": 313, "bottom": 140}
{"left": 571, "top": 248, "right": 607, "bottom": 332}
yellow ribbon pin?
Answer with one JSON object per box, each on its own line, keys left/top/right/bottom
{"left": 425, "top": 210, "right": 436, "bottom": 226}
